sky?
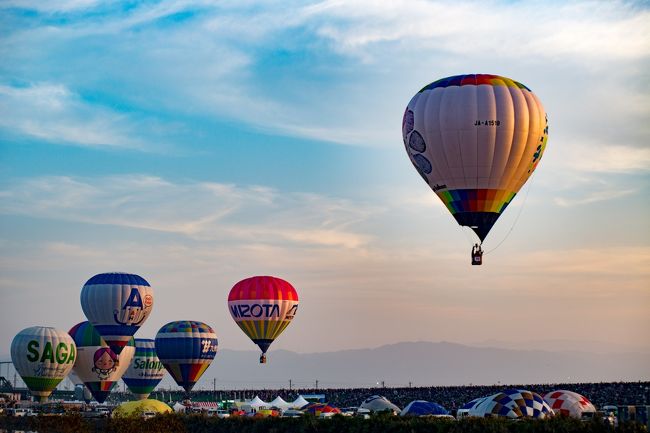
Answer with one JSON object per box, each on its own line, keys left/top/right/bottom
{"left": 1, "top": 0, "right": 649, "bottom": 377}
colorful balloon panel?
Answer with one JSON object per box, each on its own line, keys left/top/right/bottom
{"left": 80, "top": 272, "right": 154, "bottom": 355}
{"left": 123, "top": 339, "right": 165, "bottom": 400}
{"left": 155, "top": 321, "right": 217, "bottom": 393}
{"left": 402, "top": 74, "right": 548, "bottom": 241}
{"left": 68, "top": 321, "right": 135, "bottom": 403}
{"left": 11, "top": 326, "right": 76, "bottom": 402}
{"left": 470, "top": 389, "right": 553, "bottom": 419}
{"left": 543, "top": 390, "right": 596, "bottom": 418}
{"left": 228, "top": 276, "right": 299, "bottom": 356}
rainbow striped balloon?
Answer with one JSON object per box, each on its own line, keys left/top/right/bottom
{"left": 228, "top": 276, "right": 299, "bottom": 363}
{"left": 402, "top": 74, "right": 548, "bottom": 243}
{"left": 154, "top": 321, "right": 217, "bottom": 393}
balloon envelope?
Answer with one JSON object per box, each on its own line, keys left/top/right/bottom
{"left": 360, "top": 395, "right": 401, "bottom": 413}
{"left": 543, "top": 390, "right": 596, "bottom": 418}
{"left": 303, "top": 403, "right": 341, "bottom": 416}
{"left": 11, "top": 326, "right": 76, "bottom": 402}
{"left": 155, "top": 321, "right": 217, "bottom": 393}
{"left": 402, "top": 74, "right": 548, "bottom": 242}
{"left": 228, "top": 276, "right": 299, "bottom": 359}
{"left": 122, "top": 338, "right": 165, "bottom": 400}
{"left": 68, "top": 321, "right": 134, "bottom": 403}
{"left": 80, "top": 272, "right": 154, "bottom": 355}
{"left": 113, "top": 399, "right": 172, "bottom": 417}
{"left": 469, "top": 389, "right": 553, "bottom": 419}
{"left": 400, "top": 400, "right": 449, "bottom": 416}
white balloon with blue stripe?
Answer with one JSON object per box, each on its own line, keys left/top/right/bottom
{"left": 80, "top": 272, "right": 154, "bottom": 355}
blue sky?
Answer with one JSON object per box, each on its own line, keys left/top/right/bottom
{"left": 1, "top": 0, "right": 649, "bottom": 372}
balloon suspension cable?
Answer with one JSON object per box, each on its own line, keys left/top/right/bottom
{"left": 484, "top": 172, "right": 536, "bottom": 256}
{"left": 461, "top": 225, "right": 477, "bottom": 248}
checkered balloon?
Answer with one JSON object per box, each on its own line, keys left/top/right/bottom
{"left": 469, "top": 389, "right": 554, "bottom": 419}
{"left": 543, "top": 390, "right": 596, "bottom": 418}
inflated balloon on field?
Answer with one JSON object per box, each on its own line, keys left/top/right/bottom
{"left": 469, "top": 389, "right": 553, "bottom": 419}
{"left": 228, "top": 276, "right": 299, "bottom": 363}
{"left": 11, "top": 326, "right": 76, "bottom": 402}
{"left": 80, "top": 272, "right": 154, "bottom": 355}
{"left": 543, "top": 390, "right": 596, "bottom": 418}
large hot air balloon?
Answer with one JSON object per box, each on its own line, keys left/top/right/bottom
{"left": 228, "top": 276, "right": 299, "bottom": 363}
{"left": 80, "top": 272, "right": 154, "bottom": 354}
{"left": 11, "top": 326, "right": 76, "bottom": 402}
{"left": 402, "top": 74, "right": 548, "bottom": 264}
{"left": 68, "top": 321, "right": 135, "bottom": 403}
{"left": 155, "top": 321, "right": 217, "bottom": 394}
{"left": 122, "top": 339, "right": 166, "bottom": 400}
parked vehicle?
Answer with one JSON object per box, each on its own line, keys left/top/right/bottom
{"left": 6, "top": 407, "right": 32, "bottom": 417}
{"left": 281, "top": 409, "right": 304, "bottom": 418}
{"left": 207, "top": 408, "right": 230, "bottom": 418}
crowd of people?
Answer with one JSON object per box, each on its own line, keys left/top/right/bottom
{"left": 129, "top": 381, "right": 649, "bottom": 411}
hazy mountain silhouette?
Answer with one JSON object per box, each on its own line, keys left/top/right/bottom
{"left": 194, "top": 341, "right": 649, "bottom": 390}
{"left": 4, "top": 341, "right": 648, "bottom": 391}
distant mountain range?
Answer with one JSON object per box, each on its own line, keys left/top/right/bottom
{"left": 4, "top": 341, "right": 648, "bottom": 391}
{"left": 191, "top": 341, "right": 650, "bottom": 390}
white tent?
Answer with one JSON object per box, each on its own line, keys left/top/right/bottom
{"left": 291, "top": 395, "right": 310, "bottom": 409}
{"left": 248, "top": 396, "right": 269, "bottom": 409}
{"left": 269, "top": 396, "right": 292, "bottom": 410}
{"left": 360, "top": 395, "right": 400, "bottom": 414}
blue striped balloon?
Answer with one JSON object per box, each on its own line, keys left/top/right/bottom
{"left": 80, "top": 272, "right": 154, "bottom": 355}
{"left": 122, "top": 339, "right": 165, "bottom": 400}
{"left": 154, "top": 321, "right": 217, "bottom": 394}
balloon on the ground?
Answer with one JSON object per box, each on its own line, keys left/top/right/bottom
{"left": 360, "top": 395, "right": 401, "bottom": 413}
{"left": 68, "top": 321, "right": 135, "bottom": 403}
{"left": 80, "top": 272, "right": 154, "bottom": 355}
{"left": 155, "top": 321, "right": 217, "bottom": 393}
{"left": 112, "top": 399, "right": 172, "bottom": 417}
{"left": 402, "top": 74, "right": 548, "bottom": 242}
{"left": 460, "top": 397, "right": 486, "bottom": 411}
{"left": 400, "top": 400, "right": 449, "bottom": 416}
{"left": 11, "top": 326, "right": 76, "bottom": 402}
{"left": 303, "top": 403, "right": 341, "bottom": 416}
{"left": 469, "top": 389, "right": 553, "bottom": 419}
{"left": 543, "top": 390, "right": 596, "bottom": 418}
{"left": 123, "top": 338, "right": 165, "bottom": 400}
{"left": 228, "top": 276, "right": 299, "bottom": 363}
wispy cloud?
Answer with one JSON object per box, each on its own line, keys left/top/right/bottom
{"left": 0, "top": 83, "right": 176, "bottom": 151}
{"left": 0, "top": 175, "right": 378, "bottom": 249}
{"left": 2, "top": 1, "right": 647, "bottom": 149}
{"left": 1, "top": 0, "right": 103, "bottom": 12}
{"left": 305, "top": 0, "right": 650, "bottom": 61}
{"left": 559, "top": 143, "right": 650, "bottom": 173}
{"left": 554, "top": 188, "right": 637, "bottom": 207}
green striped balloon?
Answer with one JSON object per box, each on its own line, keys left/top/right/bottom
{"left": 11, "top": 326, "right": 76, "bottom": 402}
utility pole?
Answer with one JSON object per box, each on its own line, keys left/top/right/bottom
{"left": 315, "top": 380, "right": 318, "bottom": 389}
{"left": 381, "top": 381, "right": 385, "bottom": 388}
{"left": 289, "top": 379, "right": 292, "bottom": 391}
